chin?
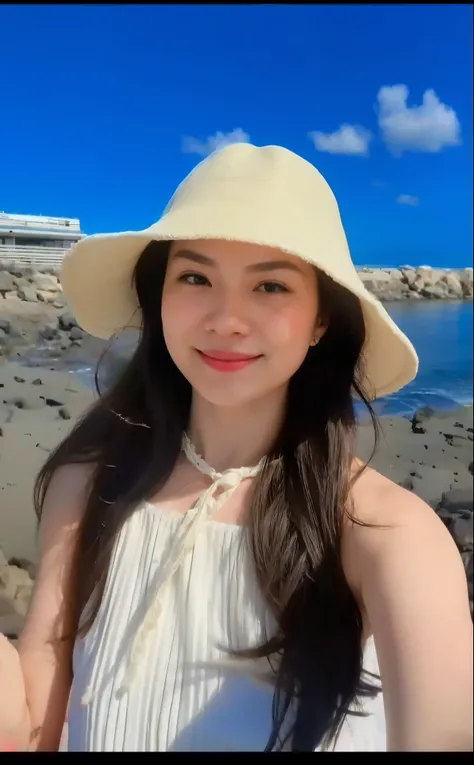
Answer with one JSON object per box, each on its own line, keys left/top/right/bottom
{"left": 190, "top": 379, "right": 264, "bottom": 409}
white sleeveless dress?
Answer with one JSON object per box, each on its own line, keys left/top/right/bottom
{"left": 67, "top": 439, "right": 387, "bottom": 752}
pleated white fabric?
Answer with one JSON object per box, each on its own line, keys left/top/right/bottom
{"left": 67, "top": 502, "right": 387, "bottom": 751}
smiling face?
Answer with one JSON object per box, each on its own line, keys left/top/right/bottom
{"left": 161, "top": 239, "right": 326, "bottom": 408}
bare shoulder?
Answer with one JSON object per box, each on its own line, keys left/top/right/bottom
{"left": 350, "top": 460, "right": 437, "bottom": 525}
{"left": 39, "top": 461, "right": 95, "bottom": 526}
{"left": 21, "top": 460, "right": 95, "bottom": 647}
{"left": 342, "top": 462, "right": 466, "bottom": 605}
{"left": 342, "top": 463, "right": 473, "bottom": 751}
{"left": 16, "top": 461, "right": 95, "bottom": 750}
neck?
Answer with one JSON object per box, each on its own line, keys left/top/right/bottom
{"left": 187, "top": 387, "right": 287, "bottom": 472}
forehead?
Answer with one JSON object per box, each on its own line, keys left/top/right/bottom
{"left": 168, "top": 238, "right": 312, "bottom": 272}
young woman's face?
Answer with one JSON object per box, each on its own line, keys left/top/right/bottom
{"left": 161, "top": 239, "right": 325, "bottom": 408}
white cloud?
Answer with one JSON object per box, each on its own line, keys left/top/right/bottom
{"left": 377, "top": 85, "right": 461, "bottom": 155}
{"left": 308, "top": 124, "right": 372, "bottom": 156}
{"left": 181, "top": 128, "right": 250, "bottom": 156}
{"left": 397, "top": 194, "right": 420, "bottom": 206}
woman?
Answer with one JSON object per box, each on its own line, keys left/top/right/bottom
{"left": 0, "top": 143, "right": 472, "bottom": 752}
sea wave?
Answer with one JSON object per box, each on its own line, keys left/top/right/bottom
{"left": 67, "top": 363, "right": 471, "bottom": 420}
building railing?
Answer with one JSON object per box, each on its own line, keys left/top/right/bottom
{"left": 0, "top": 245, "right": 71, "bottom": 270}
{"left": 0, "top": 215, "right": 81, "bottom": 232}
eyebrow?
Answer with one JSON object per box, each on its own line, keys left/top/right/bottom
{"left": 171, "top": 249, "right": 304, "bottom": 274}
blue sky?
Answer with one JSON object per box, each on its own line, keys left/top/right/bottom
{"left": 1, "top": 4, "right": 472, "bottom": 267}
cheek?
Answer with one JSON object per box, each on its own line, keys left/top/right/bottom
{"left": 161, "top": 290, "right": 197, "bottom": 340}
{"left": 268, "top": 305, "right": 315, "bottom": 349}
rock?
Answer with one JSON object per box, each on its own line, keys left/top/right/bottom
{"left": 12, "top": 275, "right": 30, "bottom": 290}
{"left": 465, "top": 552, "right": 473, "bottom": 582}
{"left": 8, "top": 557, "right": 36, "bottom": 580}
{"left": 0, "top": 567, "right": 14, "bottom": 602}
{"left": 59, "top": 406, "right": 71, "bottom": 420}
{"left": 0, "top": 329, "right": 12, "bottom": 358}
{"left": 412, "top": 407, "right": 436, "bottom": 424}
{"left": 442, "top": 272, "right": 463, "bottom": 298}
{"left": 2, "top": 396, "right": 27, "bottom": 410}
{"left": 32, "top": 273, "right": 60, "bottom": 291}
{"left": 44, "top": 397, "right": 63, "bottom": 407}
{"left": 412, "top": 467, "right": 463, "bottom": 508}
{"left": 37, "top": 290, "right": 58, "bottom": 303}
{"left": 0, "top": 548, "right": 9, "bottom": 569}
{"left": 0, "top": 318, "right": 11, "bottom": 334}
{"left": 411, "top": 275, "right": 426, "bottom": 292}
{"left": 0, "top": 564, "right": 33, "bottom": 593}
{"left": 17, "top": 286, "right": 39, "bottom": 303}
{"left": 0, "top": 271, "right": 15, "bottom": 292}
{"left": 359, "top": 269, "right": 392, "bottom": 284}
{"left": 7, "top": 265, "right": 32, "bottom": 279}
{"left": 378, "top": 282, "right": 407, "bottom": 301}
{"left": 402, "top": 269, "right": 418, "bottom": 287}
{"left": 389, "top": 269, "right": 404, "bottom": 281}
{"left": 451, "top": 516, "right": 473, "bottom": 550}
{"left": 423, "top": 269, "right": 445, "bottom": 285}
{"left": 38, "top": 322, "right": 59, "bottom": 341}
{"left": 438, "top": 488, "right": 473, "bottom": 514}
{"left": 355, "top": 267, "right": 472, "bottom": 302}
{"left": 459, "top": 267, "right": 473, "bottom": 293}
{"left": 462, "top": 282, "right": 473, "bottom": 299}
{"left": 421, "top": 283, "right": 449, "bottom": 299}
{"left": 59, "top": 310, "right": 78, "bottom": 331}
{"left": 460, "top": 269, "right": 473, "bottom": 298}
{"left": 8, "top": 324, "right": 23, "bottom": 340}
{"left": 69, "top": 326, "right": 84, "bottom": 341}
{"left": 14, "top": 585, "right": 33, "bottom": 617}
{"left": 0, "top": 609, "right": 25, "bottom": 640}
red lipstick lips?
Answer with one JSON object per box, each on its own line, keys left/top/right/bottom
{"left": 197, "top": 350, "right": 261, "bottom": 372}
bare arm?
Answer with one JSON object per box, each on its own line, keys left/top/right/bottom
{"left": 0, "top": 463, "right": 91, "bottom": 751}
{"left": 347, "top": 479, "right": 473, "bottom": 751}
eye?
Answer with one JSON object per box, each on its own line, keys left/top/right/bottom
{"left": 178, "top": 272, "right": 210, "bottom": 286}
{"left": 256, "top": 281, "right": 289, "bottom": 294}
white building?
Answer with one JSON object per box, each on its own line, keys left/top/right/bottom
{"left": 0, "top": 211, "right": 85, "bottom": 269}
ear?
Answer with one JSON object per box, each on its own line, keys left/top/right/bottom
{"left": 309, "top": 320, "right": 327, "bottom": 347}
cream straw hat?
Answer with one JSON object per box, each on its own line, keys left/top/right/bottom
{"left": 60, "top": 142, "right": 418, "bottom": 398}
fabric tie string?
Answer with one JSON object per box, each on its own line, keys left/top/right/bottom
{"left": 81, "top": 433, "right": 263, "bottom": 705}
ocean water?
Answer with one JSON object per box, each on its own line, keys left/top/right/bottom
{"left": 371, "top": 300, "right": 473, "bottom": 417}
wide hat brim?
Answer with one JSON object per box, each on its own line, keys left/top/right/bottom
{"left": 60, "top": 144, "right": 419, "bottom": 400}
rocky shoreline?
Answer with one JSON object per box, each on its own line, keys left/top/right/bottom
{"left": 358, "top": 265, "right": 473, "bottom": 302}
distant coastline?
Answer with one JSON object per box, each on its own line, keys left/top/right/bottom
{"left": 355, "top": 265, "right": 473, "bottom": 302}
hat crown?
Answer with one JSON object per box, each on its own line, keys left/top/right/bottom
{"left": 164, "top": 143, "right": 341, "bottom": 224}
{"left": 156, "top": 143, "right": 354, "bottom": 276}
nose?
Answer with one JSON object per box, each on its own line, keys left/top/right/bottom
{"left": 204, "top": 289, "right": 250, "bottom": 337}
